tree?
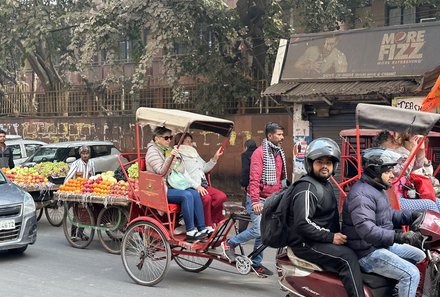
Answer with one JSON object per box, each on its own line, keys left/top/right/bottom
{"left": 0, "top": 0, "right": 94, "bottom": 91}
{"left": 67, "top": 0, "right": 293, "bottom": 114}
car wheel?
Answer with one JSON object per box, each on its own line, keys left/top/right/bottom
{"left": 9, "top": 245, "right": 28, "bottom": 255}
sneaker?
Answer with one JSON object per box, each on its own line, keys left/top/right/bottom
{"left": 186, "top": 231, "right": 208, "bottom": 243}
{"left": 201, "top": 226, "right": 215, "bottom": 236}
{"left": 221, "top": 240, "right": 236, "bottom": 263}
{"left": 253, "top": 265, "right": 274, "bottom": 277}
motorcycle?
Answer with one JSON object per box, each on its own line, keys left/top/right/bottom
{"left": 276, "top": 210, "right": 440, "bottom": 297}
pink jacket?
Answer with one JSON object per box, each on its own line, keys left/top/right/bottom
{"left": 248, "top": 146, "right": 284, "bottom": 206}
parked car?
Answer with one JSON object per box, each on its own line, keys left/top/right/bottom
{"left": 21, "top": 141, "right": 124, "bottom": 173}
{"left": 5, "top": 135, "right": 46, "bottom": 166}
{"left": 0, "top": 170, "right": 37, "bottom": 254}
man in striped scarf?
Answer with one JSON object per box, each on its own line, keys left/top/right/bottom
{"left": 222, "top": 122, "right": 287, "bottom": 276}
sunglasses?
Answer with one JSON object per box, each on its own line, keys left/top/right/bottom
{"left": 160, "top": 135, "right": 174, "bottom": 141}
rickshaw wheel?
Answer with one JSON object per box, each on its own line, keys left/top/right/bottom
{"left": 97, "top": 206, "right": 128, "bottom": 254}
{"left": 121, "top": 220, "right": 171, "bottom": 286}
{"left": 173, "top": 247, "right": 213, "bottom": 273}
{"left": 36, "top": 208, "right": 44, "bottom": 222}
{"left": 45, "top": 200, "right": 65, "bottom": 227}
{"left": 62, "top": 202, "right": 95, "bottom": 249}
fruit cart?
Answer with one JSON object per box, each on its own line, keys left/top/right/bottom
{"left": 2, "top": 164, "right": 68, "bottom": 227}
{"left": 54, "top": 172, "right": 131, "bottom": 254}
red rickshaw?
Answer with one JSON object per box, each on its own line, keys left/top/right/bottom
{"left": 118, "top": 108, "right": 262, "bottom": 286}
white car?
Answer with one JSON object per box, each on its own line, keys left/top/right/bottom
{"left": 21, "top": 141, "right": 124, "bottom": 173}
{"left": 5, "top": 135, "right": 47, "bottom": 166}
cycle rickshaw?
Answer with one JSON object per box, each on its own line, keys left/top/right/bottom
{"left": 118, "top": 108, "right": 263, "bottom": 286}
{"left": 337, "top": 103, "right": 440, "bottom": 209}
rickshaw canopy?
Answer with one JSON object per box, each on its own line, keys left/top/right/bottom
{"left": 136, "top": 108, "right": 234, "bottom": 137}
{"left": 356, "top": 103, "right": 440, "bottom": 135}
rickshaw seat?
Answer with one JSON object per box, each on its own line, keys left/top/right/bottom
{"left": 168, "top": 204, "right": 180, "bottom": 213}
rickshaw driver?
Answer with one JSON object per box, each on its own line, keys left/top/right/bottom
{"left": 222, "top": 122, "right": 287, "bottom": 276}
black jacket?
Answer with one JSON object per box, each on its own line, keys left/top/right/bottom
{"left": 287, "top": 176, "right": 339, "bottom": 247}
{"left": 342, "top": 174, "right": 413, "bottom": 258}
{"left": 0, "top": 146, "right": 14, "bottom": 169}
{"left": 240, "top": 146, "right": 256, "bottom": 188}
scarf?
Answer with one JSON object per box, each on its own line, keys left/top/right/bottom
{"left": 156, "top": 142, "right": 171, "bottom": 157}
{"left": 178, "top": 145, "right": 200, "bottom": 159}
{"left": 262, "top": 138, "right": 287, "bottom": 185}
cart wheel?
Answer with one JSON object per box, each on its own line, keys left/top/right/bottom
{"left": 36, "top": 208, "right": 44, "bottom": 222}
{"left": 63, "top": 202, "right": 95, "bottom": 249}
{"left": 173, "top": 247, "right": 213, "bottom": 273}
{"left": 45, "top": 201, "right": 65, "bottom": 227}
{"left": 97, "top": 206, "right": 128, "bottom": 254}
{"left": 121, "top": 221, "right": 171, "bottom": 286}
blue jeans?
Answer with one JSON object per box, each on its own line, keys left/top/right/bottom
{"left": 228, "top": 195, "right": 263, "bottom": 267}
{"left": 399, "top": 197, "right": 440, "bottom": 213}
{"left": 167, "top": 188, "right": 205, "bottom": 232}
{"left": 359, "top": 244, "right": 425, "bottom": 297}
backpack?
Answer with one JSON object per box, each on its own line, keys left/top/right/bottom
{"left": 260, "top": 176, "right": 324, "bottom": 248}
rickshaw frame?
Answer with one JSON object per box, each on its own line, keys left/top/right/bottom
{"left": 336, "top": 103, "right": 440, "bottom": 210}
{"left": 119, "top": 108, "right": 263, "bottom": 286}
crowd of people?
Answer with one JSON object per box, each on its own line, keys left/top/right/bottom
{"left": 2, "top": 121, "right": 438, "bottom": 294}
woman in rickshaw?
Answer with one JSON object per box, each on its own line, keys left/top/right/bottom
{"left": 145, "top": 126, "right": 209, "bottom": 242}
{"left": 174, "top": 132, "right": 227, "bottom": 233}
{"left": 373, "top": 130, "right": 440, "bottom": 212}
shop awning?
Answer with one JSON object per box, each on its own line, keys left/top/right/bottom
{"left": 264, "top": 80, "right": 419, "bottom": 101}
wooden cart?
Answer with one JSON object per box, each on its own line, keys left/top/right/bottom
{"left": 54, "top": 192, "right": 130, "bottom": 254}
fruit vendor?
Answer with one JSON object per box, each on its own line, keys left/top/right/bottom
{"left": 0, "top": 129, "right": 15, "bottom": 169}
{"left": 64, "top": 145, "right": 96, "bottom": 183}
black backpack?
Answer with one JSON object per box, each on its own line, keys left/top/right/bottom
{"left": 260, "top": 176, "right": 324, "bottom": 248}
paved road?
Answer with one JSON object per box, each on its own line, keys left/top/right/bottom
{"left": 0, "top": 216, "right": 283, "bottom": 297}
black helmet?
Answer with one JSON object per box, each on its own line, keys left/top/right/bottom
{"left": 305, "top": 137, "right": 341, "bottom": 175}
{"left": 362, "top": 147, "right": 401, "bottom": 177}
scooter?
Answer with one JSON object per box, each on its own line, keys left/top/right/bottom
{"left": 276, "top": 210, "right": 440, "bottom": 297}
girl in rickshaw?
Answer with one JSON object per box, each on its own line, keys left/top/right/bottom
{"left": 145, "top": 126, "right": 209, "bottom": 242}
{"left": 373, "top": 130, "right": 440, "bottom": 212}
{"left": 174, "top": 132, "right": 227, "bottom": 233}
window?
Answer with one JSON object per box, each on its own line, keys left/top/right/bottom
{"left": 9, "top": 144, "right": 22, "bottom": 159}
{"left": 387, "top": 5, "right": 418, "bottom": 25}
{"left": 25, "top": 144, "right": 43, "bottom": 157}
{"left": 91, "top": 145, "right": 112, "bottom": 158}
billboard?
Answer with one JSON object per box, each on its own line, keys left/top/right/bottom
{"left": 281, "top": 22, "right": 440, "bottom": 80}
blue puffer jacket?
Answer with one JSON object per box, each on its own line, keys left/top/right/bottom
{"left": 341, "top": 174, "right": 413, "bottom": 258}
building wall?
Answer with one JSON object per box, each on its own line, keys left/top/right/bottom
{"left": 0, "top": 113, "right": 293, "bottom": 197}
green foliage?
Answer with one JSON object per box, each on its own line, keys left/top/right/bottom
{"left": 0, "top": 0, "right": 94, "bottom": 89}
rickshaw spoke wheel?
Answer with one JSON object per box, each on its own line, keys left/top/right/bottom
{"left": 45, "top": 200, "right": 65, "bottom": 227}
{"left": 172, "top": 247, "right": 213, "bottom": 273}
{"left": 121, "top": 221, "right": 171, "bottom": 286}
{"left": 97, "top": 206, "right": 128, "bottom": 254}
{"left": 62, "top": 202, "right": 95, "bottom": 249}
{"left": 35, "top": 208, "right": 44, "bottom": 222}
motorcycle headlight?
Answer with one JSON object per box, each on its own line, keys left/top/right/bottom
{"left": 23, "top": 192, "right": 36, "bottom": 216}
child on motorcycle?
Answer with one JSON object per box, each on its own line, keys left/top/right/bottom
{"left": 342, "top": 147, "right": 425, "bottom": 297}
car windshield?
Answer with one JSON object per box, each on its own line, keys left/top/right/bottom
{"left": 28, "top": 147, "right": 71, "bottom": 163}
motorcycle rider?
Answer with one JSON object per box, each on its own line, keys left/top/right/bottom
{"left": 342, "top": 147, "right": 425, "bottom": 297}
{"left": 287, "top": 138, "right": 366, "bottom": 297}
